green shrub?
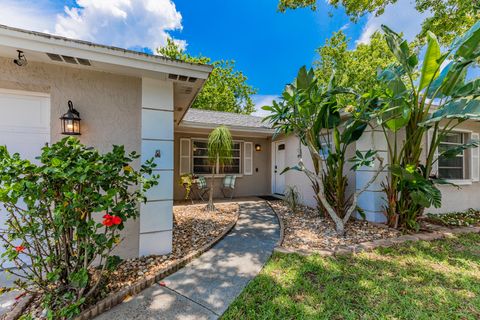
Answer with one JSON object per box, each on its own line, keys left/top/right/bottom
{"left": 0, "top": 137, "right": 158, "bottom": 318}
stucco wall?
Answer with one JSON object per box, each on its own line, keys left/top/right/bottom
{"left": 173, "top": 132, "right": 271, "bottom": 200}
{"left": 0, "top": 57, "right": 142, "bottom": 258}
{"left": 282, "top": 134, "right": 356, "bottom": 209}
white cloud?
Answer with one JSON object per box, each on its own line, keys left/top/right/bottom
{"left": 0, "top": 0, "right": 184, "bottom": 52}
{"left": 251, "top": 95, "right": 279, "bottom": 117}
{"left": 0, "top": 0, "right": 58, "bottom": 33}
{"left": 357, "top": 0, "right": 431, "bottom": 44}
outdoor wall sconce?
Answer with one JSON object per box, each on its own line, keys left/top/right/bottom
{"left": 255, "top": 144, "right": 261, "bottom": 151}
{"left": 13, "top": 50, "right": 27, "bottom": 67}
{"left": 60, "top": 100, "right": 81, "bottom": 135}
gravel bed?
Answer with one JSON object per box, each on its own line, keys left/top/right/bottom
{"left": 105, "top": 202, "right": 238, "bottom": 292}
{"left": 21, "top": 203, "right": 239, "bottom": 318}
{"left": 269, "top": 200, "right": 400, "bottom": 251}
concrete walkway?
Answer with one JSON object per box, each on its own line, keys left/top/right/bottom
{"left": 96, "top": 200, "right": 280, "bottom": 320}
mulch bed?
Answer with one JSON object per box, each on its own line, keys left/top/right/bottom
{"left": 269, "top": 200, "right": 400, "bottom": 252}
{"left": 17, "top": 203, "right": 239, "bottom": 319}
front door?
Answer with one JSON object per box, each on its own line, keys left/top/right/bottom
{"left": 274, "top": 141, "right": 286, "bottom": 195}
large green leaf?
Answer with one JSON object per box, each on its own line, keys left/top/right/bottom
{"left": 341, "top": 120, "right": 367, "bottom": 145}
{"left": 422, "top": 98, "right": 480, "bottom": 124}
{"left": 419, "top": 31, "right": 441, "bottom": 91}
{"left": 440, "top": 140, "right": 479, "bottom": 159}
{"left": 382, "top": 25, "right": 417, "bottom": 72}
{"left": 385, "top": 105, "right": 410, "bottom": 131}
{"left": 452, "top": 20, "right": 480, "bottom": 60}
{"left": 378, "top": 66, "right": 408, "bottom": 98}
{"left": 440, "top": 60, "right": 470, "bottom": 96}
{"left": 452, "top": 78, "right": 480, "bottom": 98}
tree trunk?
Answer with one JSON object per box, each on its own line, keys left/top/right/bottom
{"left": 205, "top": 163, "right": 216, "bottom": 211}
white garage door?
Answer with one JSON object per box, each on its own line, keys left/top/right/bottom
{"left": 0, "top": 89, "right": 50, "bottom": 267}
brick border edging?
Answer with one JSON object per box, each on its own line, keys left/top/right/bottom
{"left": 4, "top": 208, "right": 240, "bottom": 320}
{"left": 269, "top": 202, "right": 480, "bottom": 257}
{"left": 265, "top": 200, "right": 285, "bottom": 247}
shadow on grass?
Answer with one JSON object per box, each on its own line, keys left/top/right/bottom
{"left": 222, "top": 233, "right": 480, "bottom": 320}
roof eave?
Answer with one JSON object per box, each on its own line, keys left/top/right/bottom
{"left": 179, "top": 121, "right": 274, "bottom": 135}
{"left": 0, "top": 24, "right": 213, "bottom": 79}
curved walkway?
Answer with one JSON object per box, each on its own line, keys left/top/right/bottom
{"left": 96, "top": 200, "right": 280, "bottom": 320}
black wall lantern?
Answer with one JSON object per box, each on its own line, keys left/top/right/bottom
{"left": 60, "top": 100, "right": 81, "bottom": 135}
{"left": 255, "top": 144, "right": 262, "bottom": 151}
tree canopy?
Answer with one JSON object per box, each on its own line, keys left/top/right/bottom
{"left": 314, "top": 31, "right": 396, "bottom": 105}
{"left": 157, "top": 39, "right": 257, "bottom": 114}
{"left": 278, "top": 0, "right": 479, "bottom": 45}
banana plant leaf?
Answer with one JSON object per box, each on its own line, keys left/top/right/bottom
{"left": 451, "top": 20, "right": 480, "bottom": 60}
{"left": 382, "top": 25, "right": 418, "bottom": 72}
{"left": 452, "top": 78, "right": 480, "bottom": 98}
{"left": 419, "top": 31, "right": 442, "bottom": 91}
{"left": 341, "top": 120, "right": 367, "bottom": 145}
{"left": 422, "top": 98, "right": 480, "bottom": 124}
{"left": 440, "top": 140, "right": 479, "bottom": 158}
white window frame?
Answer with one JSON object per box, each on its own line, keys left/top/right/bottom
{"left": 438, "top": 131, "right": 466, "bottom": 180}
{"left": 433, "top": 128, "right": 478, "bottom": 185}
{"left": 191, "top": 138, "right": 243, "bottom": 176}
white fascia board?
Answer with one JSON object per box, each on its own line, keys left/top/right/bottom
{"left": 0, "top": 27, "right": 212, "bottom": 79}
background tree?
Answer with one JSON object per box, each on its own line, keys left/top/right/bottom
{"left": 206, "top": 126, "right": 233, "bottom": 211}
{"left": 157, "top": 39, "right": 257, "bottom": 114}
{"left": 314, "top": 30, "right": 396, "bottom": 106}
{"left": 278, "top": 0, "right": 479, "bottom": 45}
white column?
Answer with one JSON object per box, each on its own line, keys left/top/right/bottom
{"left": 139, "top": 78, "right": 174, "bottom": 256}
{"left": 355, "top": 129, "right": 389, "bottom": 223}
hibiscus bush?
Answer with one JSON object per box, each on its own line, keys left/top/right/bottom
{"left": 0, "top": 137, "right": 158, "bottom": 318}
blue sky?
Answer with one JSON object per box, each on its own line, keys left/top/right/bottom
{"left": 0, "top": 0, "right": 430, "bottom": 114}
{"left": 169, "top": 0, "right": 364, "bottom": 95}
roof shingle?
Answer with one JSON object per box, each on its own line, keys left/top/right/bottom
{"left": 182, "top": 109, "right": 272, "bottom": 130}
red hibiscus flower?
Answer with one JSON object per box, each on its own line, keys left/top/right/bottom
{"left": 102, "top": 214, "right": 122, "bottom": 227}
{"left": 15, "top": 245, "right": 25, "bottom": 253}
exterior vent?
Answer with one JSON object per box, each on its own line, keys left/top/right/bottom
{"left": 77, "top": 58, "right": 91, "bottom": 66}
{"left": 46, "top": 53, "right": 63, "bottom": 61}
{"left": 46, "top": 53, "right": 91, "bottom": 66}
{"left": 168, "top": 74, "right": 197, "bottom": 83}
{"left": 62, "top": 55, "right": 77, "bottom": 64}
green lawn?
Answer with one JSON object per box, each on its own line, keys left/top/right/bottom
{"left": 223, "top": 233, "right": 480, "bottom": 320}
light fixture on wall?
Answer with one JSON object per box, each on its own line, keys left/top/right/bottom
{"left": 60, "top": 101, "right": 81, "bottom": 135}
{"left": 13, "top": 50, "right": 27, "bottom": 67}
{"left": 255, "top": 144, "right": 261, "bottom": 151}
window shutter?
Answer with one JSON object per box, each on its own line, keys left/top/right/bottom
{"left": 471, "top": 132, "right": 479, "bottom": 182}
{"left": 244, "top": 142, "right": 253, "bottom": 175}
{"left": 427, "top": 129, "right": 439, "bottom": 177}
{"left": 179, "top": 138, "right": 191, "bottom": 175}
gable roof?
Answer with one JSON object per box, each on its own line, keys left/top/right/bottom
{"left": 0, "top": 24, "right": 213, "bottom": 78}
{"left": 181, "top": 109, "right": 273, "bottom": 132}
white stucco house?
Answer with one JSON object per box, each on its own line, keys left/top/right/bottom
{"left": 0, "top": 25, "right": 479, "bottom": 262}
{"left": 0, "top": 24, "right": 212, "bottom": 259}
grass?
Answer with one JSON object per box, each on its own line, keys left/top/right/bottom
{"left": 425, "top": 209, "right": 480, "bottom": 227}
{"left": 222, "top": 233, "right": 480, "bottom": 320}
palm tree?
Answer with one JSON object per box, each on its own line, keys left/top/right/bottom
{"left": 206, "top": 126, "right": 233, "bottom": 211}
